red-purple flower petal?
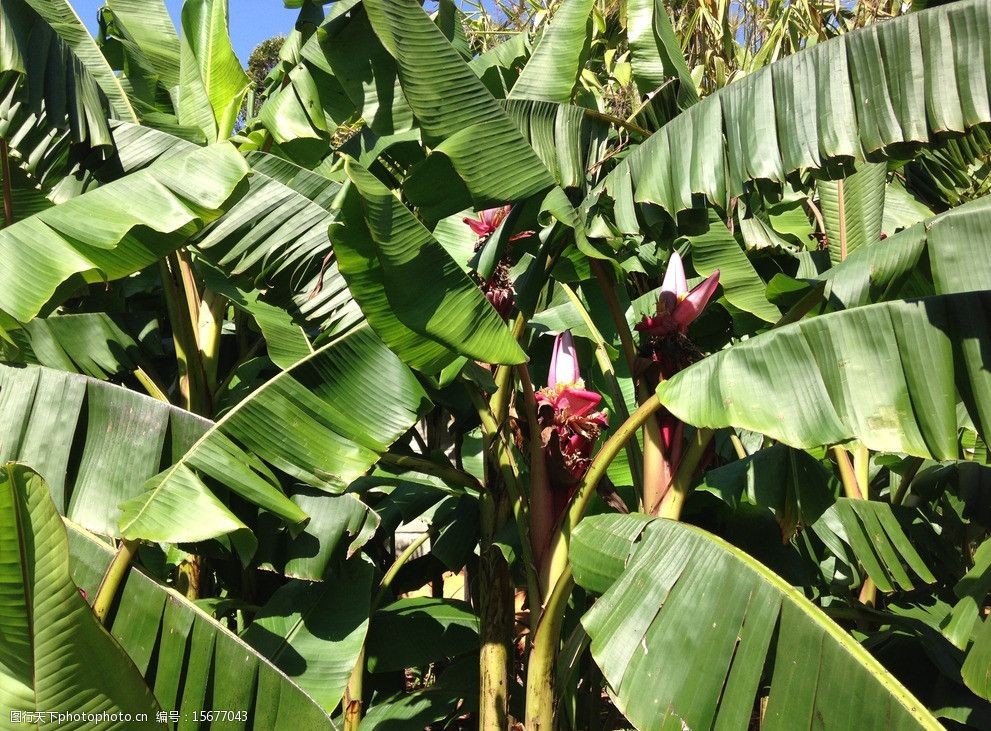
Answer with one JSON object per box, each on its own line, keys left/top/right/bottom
{"left": 672, "top": 270, "right": 720, "bottom": 331}
{"left": 464, "top": 205, "right": 510, "bottom": 238}
{"left": 555, "top": 386, "right": 603, "bottom": 417}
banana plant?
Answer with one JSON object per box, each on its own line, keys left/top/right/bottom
{"left": 1, "top": 0, "right": 991, "bottom": 729}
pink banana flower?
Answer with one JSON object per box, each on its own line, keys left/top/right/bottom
{"left": 635, "top": 251, "right": 720, "bottom": 338}
{"left": 464, "top": 206, "right": 510, "bottom": 238}
{"left": 535, "top": 331, "right": 608, "bottom": 490}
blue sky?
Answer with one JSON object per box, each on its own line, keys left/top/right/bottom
{"left": 73, "top": 1, "right": 302, "bottom": 64}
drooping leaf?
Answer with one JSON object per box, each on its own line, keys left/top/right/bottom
{"left": 67, "top": 520, "right": 337, "bottom": 729}
{"left": 508, "top": 0, "right": 594, "bottom": 104}
{"left": 502, "top": 99, "right": 610, "bottom": 192}
{"left": 572, "top": 514, "right": 943, "bottom": 731}
{"left": 656, "top": 292, "right": 991, "bottom": 461}
{"left": 686, "top": 210, "right": 781, "bottom": 323}
{"left": 275, "top": 491, "right": 380, "bottom": 581}
{"left": 812, "top": 498, "right": 937, "bottom": 593}
{"left": 338, "top": 159, "right": 527, "bottom": 368}
{"left": 0, "top": 141, "right": 249, "bottom": 323}
{"left": 10, "top": 312, "right": 154, "bottom": 380}
{"left": 627, "top": 0, "right": 699, "bottom": 109}
{"left": 3, "top": 0, "right": 138, "bottom": 141}
{"left": 362, "top": 0, "right": 556, "bottom": 205}
{"left": 963, "top": 614, "right": 991, "bottom": 702}
{"left": 0, "top": 463, "right": 163, "bottom": 727}
{"left": 0, "top": 363, "right": 214, "bottom": 537}
{"left": 597, "top": 0, "right": 991, "bottom": 221}
{"left": 105, "top": 0, "right": 181, "bottom": 92}
{"left": 119, "top": 324, "right": 429, "bottom": 544}
{"left": 106, "top": 123, "right": 362, "bottom": 338}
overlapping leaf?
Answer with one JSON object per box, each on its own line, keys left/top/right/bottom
{"left": 508, "top": 0, "right": 594, "bottom": 104}
{"left": 0, "top": 363, "right": 211, "bottom": 536}
{"left": 335, "top": 159, "right": 527, "bottom": 369}
{"left": 572, "top": 514, "right": 943, "bottom": 731}
{"left": 0, "top": 464, "right": 163, "bottom": 728}
{"left": 242, "top": 559, "right": 373, "bottom": 713}
{"left": 657, "top": 292, "right": 991, "bottom": 460}
{"left": 119, "top": 324, "right": 429, "bottom": 543}
{"left": 362, "top": 0, "right": 556, "bottom": 204}
{"left": 67, "top": 520, "right": 337, "bottom": 729}
{"left": 597, "top": 0, "right": 991, "bottom": 220}
{"left": 0, "top": 141, "right": 249, "bottom": 323}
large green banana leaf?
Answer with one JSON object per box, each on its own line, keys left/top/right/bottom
{"left": 105, "top": 0, "right": 181, "bottom": 93}
{"left": 107, "top": 123, "right": 361, "bottom": 338}
{"left": 815, "top": 498, "right": 936, "bottom": 593}
{"left": 626, "top": 0, "right": 698, "bottom": 110}
{"left": 963, "top": 614, "right": 991, "bottom": 701}
{"left": 336, "top": 159, "right": 527, "bottom": 368}
{"left": 312, "top": 2, "right": 413, "bottom": 137}
{"left": 177, "top": 0, "right": 248, "bottom": 141}
{"left": 571, "top": 514, "right": 943, "bottom": 731}
{"left": 0, "top": 463, "right": 163, "bottom": 729}
{"left": 810, "top": 193, "right": 991, "bottom": 309}
{"left": 0, "top": 0, "right": 137, "bottom": 147}
{"left": 362, "top": 0, "right": 556, "bottom": 204}
{"left": 67, "top": 519, "right": 337, "bottom": 729}
{"left": 656, "top": 292, "right": 991, "bottom": 460}
{"left": 685, "top": 210, "right": 781, "bottom": 322}
{"left": 119, "top": 324, "right": 429, "bottom": 544}
{"left": 0, "top": 363, "right": 210, "bottom": 536}
{"left": 597, "top": 0, "right": 991, "bottom": 220}
{"left": 508, "top": 0, "right": 594, "bottom": 104}
{"left": 698, "top": 445, "right": 934, "bottom": 592}
{"left": 0, "top": 141, "right": 248, "bottom": 323}
{"left": 9, "top": 312, "right": 155, "bottom": 379}
{"left": 241, "top": 559, "right": 373, "bottom": 712}
{"left": 0, "top": 76, "right": 75, "bottom": 194}
{"left": 502, "top": 99, "right": 610, "bottom": 192}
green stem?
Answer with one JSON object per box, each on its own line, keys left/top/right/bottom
{"left": 832, "top": 446, "right": 876, "bottom": 605}
{"left": 656, "top": 428, "right": 713, "bottom": 519}
{"left": 198, "top": 288, "right": 226, "bottom": 394}
{"left": 544, "top": 396, "right": 664, "bottom": 589}
{"left": 375, "top": 530, "right": 431, "bottom": 607}
{"left": 159, "top": 257, "right": 209, "bottom": 415}
{"left": 524, "top": 571, "right": 575, "bottom": 731}
{"left": 581, "top": 267, "right": 665, "bottom": 512}
{"left": 517, "top": 364, "right": 551, "bottom": 606}
{"left": 488, "top": 316, "right": 526, "bottom": 426}
{"left": 346, "top": 529, "right": 434, "bottom": 731}
{"left": 471, "top": 378, "right": 519, "bottom": 731}
{"left": 524, "top": 397, "right": 664, "bottom": 729}
{"left": 478, "top": 540, "right": 513, "bottom": 731}
{"left": 469, "top": 385, "right": 542, "bottom": 625}
{"left": 92, "top": 539, "right": 140, "bottom": 624}
{"left": 133, "top": 367, "right": 170, "bottom": 403}
{"left": 729, "top": 432, "right": 748, "bottom": 459}
{"left": 343, "top": 646, "right": 365, "bottom": 731}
